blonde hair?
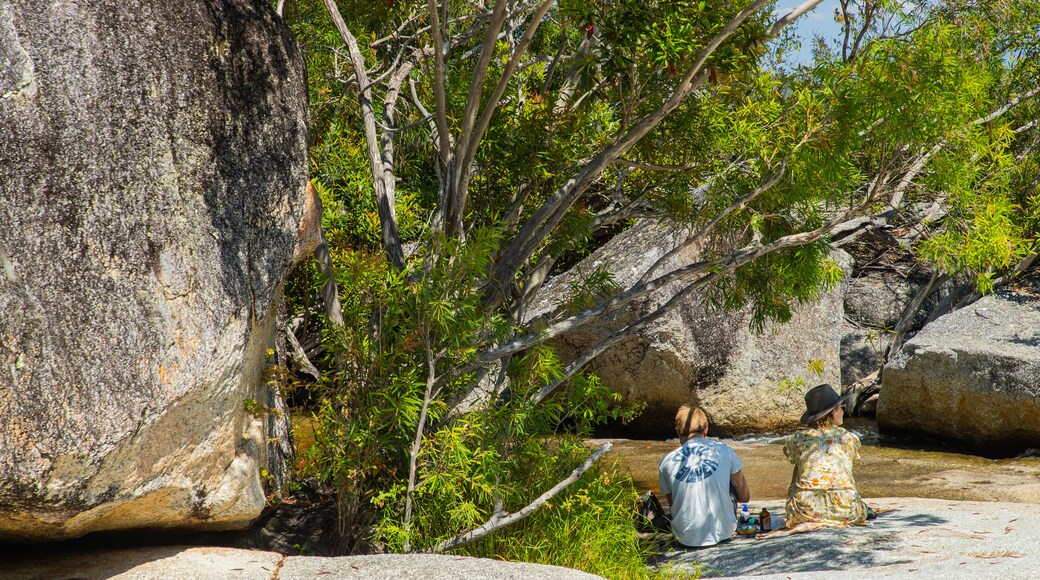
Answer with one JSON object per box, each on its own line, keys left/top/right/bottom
{"left": 811, "top": 415, "right": 834, "bottom": 429}
{"left": 675, "top": 405, "right": 708, "bottom": 437}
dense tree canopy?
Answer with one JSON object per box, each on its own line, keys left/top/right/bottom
{"left": 275, "top": 0, "right": 1040, "bottom": 570}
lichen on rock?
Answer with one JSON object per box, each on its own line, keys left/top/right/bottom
{"left": 0, "top": 0, "right": 310, "bottom": 541}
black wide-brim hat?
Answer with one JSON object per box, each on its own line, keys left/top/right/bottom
{"left": 800, "top": 383, "right": 853, "bottom": 425}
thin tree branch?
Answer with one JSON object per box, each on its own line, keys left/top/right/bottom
{"left": 530, "top": 272, "right": 718, "bottom": 404}
{"left": 313, "top": 237, "right": 346, "bottom": 371}
{"left": 612, "top": 159, "right": 701, "bottom": 172}
{"left": 453, "top": 184, "right": 885, "bottom": 406}
{"left": 403, "top": 342, "right": 439, "bottom": 553}
{"left": 455, "top": 0, "right": 509, "bottom": 183}
{"left": 431, "top": 442, "right": 613, "bottom": 552}
{"left": 888, "top": 143, "right": 940, "bottom": 211}
{"left": 848, "top": 0, "right": 875, "bottom": 62}
{"left": 840, "top": 0, "right": 852, "bottom": 61}
{"left": 884, "top": 270, "right": 949, "bottom": 364}
{"left": 554, "top": 24, "right": 599, "bottom": 114}
{"left": 451, "top": 0, "right": 555, "bottom": 236}
{"left": 530, "top": 188, "right": 878, "bottom": 404}
{"left": 371, "top": 10, "right": 426, "bottom": 48}
{"left": 286, "top": 325, "right": 322, "bottom": 380}
{"left": 427, "top": 0, "right": 453, "bottom": 169}
{"left": 483, "top": 0, "right": 822, "bottom": 310}
{"left": 768, "top": 0, "right": 827, "bottom": 39}
{"left": 409, "top": 77, "right": 452, "bottom": 151}
{"left": 321, "top": 0, "right": 406, "bottom": 269}
{"left": 974, "top": 86, "right": 1040, "bottom": 125}
{"left": 639, "top": 150, "right": 800, "bottom": 286}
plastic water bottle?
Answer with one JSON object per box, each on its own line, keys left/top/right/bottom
{"left": 736, "top": 503, "right": 756, "bottom": 535}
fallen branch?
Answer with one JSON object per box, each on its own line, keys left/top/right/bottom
{"left": 430, "top": 442, "right": 612, "bottom": 553}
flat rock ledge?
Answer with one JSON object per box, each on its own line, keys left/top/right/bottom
{"left": 656, "top": 497, "right": 1040, "bottom": 579}
{"left": 7, "top": 498, "right": 1040, "bottom": 579}
{"left": 2, "top": 550, "right": 603, "bottom": 580}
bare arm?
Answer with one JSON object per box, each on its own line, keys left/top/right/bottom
{"left": 731, "top": 470, "right": 750, "bottom": 503}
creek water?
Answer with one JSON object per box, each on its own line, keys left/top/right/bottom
{"left": 596, "top": 418, "right": 1040, "bottom": 504}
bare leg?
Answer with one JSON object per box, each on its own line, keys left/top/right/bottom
{"left": 756, "top": 522, "right": 826, "bottom": 540}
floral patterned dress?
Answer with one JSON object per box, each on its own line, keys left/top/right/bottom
{"left": 783, "top": 425, "right": 869, "bottom": 526}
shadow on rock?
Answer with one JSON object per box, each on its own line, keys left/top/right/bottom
{"left": 652, "top": 508, "right": 948, "bottom": 577}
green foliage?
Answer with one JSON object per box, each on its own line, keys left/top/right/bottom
{"left": 243, "top": 398, "right": 281, "bottom": 419}
{"left": 295, "top": 230, "right": 643, "bottom": 564}
{"left": 776, "top": 359, "right": 827, "bottom": 402}
{"left": 565, "top": 266, "right": 623, "bottom": 315}
{"left": 461, "top": 455, "right": 670, "bottom": 579}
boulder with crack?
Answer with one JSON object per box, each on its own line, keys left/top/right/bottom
{"left": 526, "top": 220, "right": 849, "bottom": 437}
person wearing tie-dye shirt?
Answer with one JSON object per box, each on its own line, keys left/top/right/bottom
{"left": 659, "top": 405, "right": 751, "bottom": 547}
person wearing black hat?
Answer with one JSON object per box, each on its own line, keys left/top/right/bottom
{"left": 781, "top": 383, "right": 870, "bottom": 529}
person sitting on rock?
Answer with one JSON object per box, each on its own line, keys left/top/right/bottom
{"left": 659, "top": 405, "right": 751, "bottom": 547}
{"left": 778, "top": 383, "right": 872, "bottom": 534}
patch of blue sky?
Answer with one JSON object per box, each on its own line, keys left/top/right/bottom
{"left": 773, "top": 0, "right": 844, "bottom": 67}
{"left": 772, "top": 1, "right": 926, "bottom": 68}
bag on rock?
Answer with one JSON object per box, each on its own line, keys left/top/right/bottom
{"left": 635, "top": 491, "right": 670, "bottom": 533}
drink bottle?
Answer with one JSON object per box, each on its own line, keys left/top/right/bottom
{"left": 759, "top": 507, "right": 772, "bottom": 532}
{"left": 735, "top": 503, "right": 757, "bottom": 535}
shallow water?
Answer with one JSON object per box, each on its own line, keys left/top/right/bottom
{"left": 595, "top": 419, "right": 1040, "bottom": 504}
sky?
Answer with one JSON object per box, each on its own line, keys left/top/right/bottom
{"left": 776, "top": 0, "right": 844, "bottom": 66}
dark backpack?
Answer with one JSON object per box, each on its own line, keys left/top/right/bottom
{"left": 635, "top": 491, "right": 671, "bottom": 533}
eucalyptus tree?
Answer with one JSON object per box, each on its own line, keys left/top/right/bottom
{"left": 281, "top": 0, "right": 1040, "bottom": 559}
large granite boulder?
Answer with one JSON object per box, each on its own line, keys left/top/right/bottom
{"left": 0, "top": 0, "right": 311, "bottom": 541}
{"left": 877, "top": 283, "right": 1040, "bottom": 451}
{"left": 527, "top": 220, "right": 848, "bottom": 437}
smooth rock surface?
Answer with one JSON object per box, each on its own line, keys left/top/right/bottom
{"left": 527, "top": 220, "right": 848, "bottom": 436}
{"left": 2, "top": 546, "right": 285, "bottom": 580}
{"left": 2, "top": 548, "right": 604, "bottom": 579}
{"left": 0, "top": 0, "right": 311, "bottom": 540}
{"left": 7, "top": 500, "right": 1040, "bottom": 579}
{"left": 280, "top": 554, "right": 603, "bottom": 579}
{"left": 657, "top": 497, "right": 1040, "bottom": 579}
{"left": 877, "top": 284, "right": 1040, "bottom": 451}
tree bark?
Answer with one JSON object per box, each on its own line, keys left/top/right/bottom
{"left": 322, "top": 0, "right": 406, "bottom": 269}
